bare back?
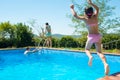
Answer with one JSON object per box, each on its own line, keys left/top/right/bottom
{"left": 84, "top": 15, "right": 99, "bottom": 34}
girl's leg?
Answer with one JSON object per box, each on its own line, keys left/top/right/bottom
{"left": 95, "top": 42, "right": 109, "bottom": 75}
{"left": 85, "top": 41, "right": 93, "bottom": 66}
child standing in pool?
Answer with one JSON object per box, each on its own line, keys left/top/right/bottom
{"left": 70, "top": 0, "right": 109, "bottom": 75}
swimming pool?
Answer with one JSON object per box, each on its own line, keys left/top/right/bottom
{"left": 0, "top": 49, "right": 120, "bottom": 80}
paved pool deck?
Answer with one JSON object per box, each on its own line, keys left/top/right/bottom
{"left": 98, "top": 72, "right": 120, "bottom": 80}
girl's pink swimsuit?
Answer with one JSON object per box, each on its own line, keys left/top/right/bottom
{"left": 87, "top": 34, "right": 101, "bottom": 43}
{"left": 87, "top": 23, "right": 101, "bottom": 43}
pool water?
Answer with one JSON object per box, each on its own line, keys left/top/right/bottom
{"left": 0, "top": 49, "right": 120, "bottom": 80}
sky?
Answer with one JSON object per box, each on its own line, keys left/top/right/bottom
{"left": 0, "top": 0, "right": 120, "bottom": 35}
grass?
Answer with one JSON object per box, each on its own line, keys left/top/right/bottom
{"left": 63, "top": 47, "right": 120, "bottom": 54}
{"left": 103, "top": 49, "right": 120, "bottom": 54}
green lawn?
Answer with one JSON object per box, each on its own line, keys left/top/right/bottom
{"left": 64, "top": 48, "right": 120, "bottom": 54}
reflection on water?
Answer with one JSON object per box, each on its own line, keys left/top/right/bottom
{"left": 0, "top": 49, "right": 120, "bottom": 80}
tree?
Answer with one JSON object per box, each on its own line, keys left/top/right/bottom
{"left": 52, "top": 37, "right": 60, "bottom": 48}
{"left": 15, "top": 23, "right": 34, "bottom": 47}
{"left": 0, "top": 21, "right": 16, "bottom": 47}
{"left": 0, "top": 21, "right": 16, "bottom": 39}
{"left": 102, "top": 34, "right": 120, "bottom": 49}
{"left": 77, "top": 36, "right": 87, "bottom": 48}
{"left": 60, "top": 36, "right": 78, "bottom": 48}
{"left": 27, "top": 19, "right": 42, "bottom": 36}
{"left": 68, "top": 0, "right": 120, "bottom": 35}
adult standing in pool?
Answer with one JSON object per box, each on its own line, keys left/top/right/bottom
{"left": 70, "top": 0, "right": 109, "bottom": 75}
{"left": 43, "top": 22, "right": 52, "bottom": 48}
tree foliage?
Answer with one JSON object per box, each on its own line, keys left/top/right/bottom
{"left": 60, "top": 36, "right": 78, "bottom": 48}
{"left": 0, "top": 22, "right": 16, "bottom": 47}
{"left": 68, "top": 0, "right": 120, "bottom": 35}
{"left": 0, "top": 21, "right": 16, "bottom": 39}
{"left": 15, "top": 23, "right": 34, "bottom": 47}
{"left": 0, "top": 21, "right": 119, "bottom": 50}
{"left": 0, "top": 22, "right": 34, "bottom": 48}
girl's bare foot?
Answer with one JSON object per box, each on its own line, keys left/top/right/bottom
{"left": 105, "top": 64, "right": 109, "bottom": 75}
{"left": 88, "top": 56, "right": 93, "bottom": 66}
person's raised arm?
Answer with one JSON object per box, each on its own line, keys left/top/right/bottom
{"left": 70, "top": 4, "right": 85, "bottom": 20}
{"left": 87, "top": 0, "right": 99, "bottom": 16}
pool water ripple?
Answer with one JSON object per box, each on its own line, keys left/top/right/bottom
{"left": 0, "top": 49, "right": 120, "bottom": 80}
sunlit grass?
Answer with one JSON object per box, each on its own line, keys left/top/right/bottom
{"left": 64, "top": 48, "right": 120, "bottom": 54}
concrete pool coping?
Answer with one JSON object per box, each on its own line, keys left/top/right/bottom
{"left": 47, "top": 48, "right": 120, "bottom": 56}
{"left": 98, "top": 72, "right": 120, "bottom": 80}
{"left": 0, "top": 47, "right": 120, "bottom": 56}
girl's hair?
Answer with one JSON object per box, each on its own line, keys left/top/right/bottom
{"left": 84, "top": 7, "right": 93, "bottom": 15}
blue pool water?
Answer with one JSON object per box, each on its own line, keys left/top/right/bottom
{"left": 0, "top": 49, "right": 120, "bottom": 80}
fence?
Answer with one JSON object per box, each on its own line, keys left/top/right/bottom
{"left": 102, "top": 39, "right": 120, "bottom": 53}
{"left": 102, "top": 39, "right": 120, "bottom": 49}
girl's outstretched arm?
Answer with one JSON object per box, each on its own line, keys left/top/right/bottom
{"left": 70, "top": 4, "right": 85, "bottom": 20}
{"left": 87, "top": 0, "right": 99, "bottom": 16}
